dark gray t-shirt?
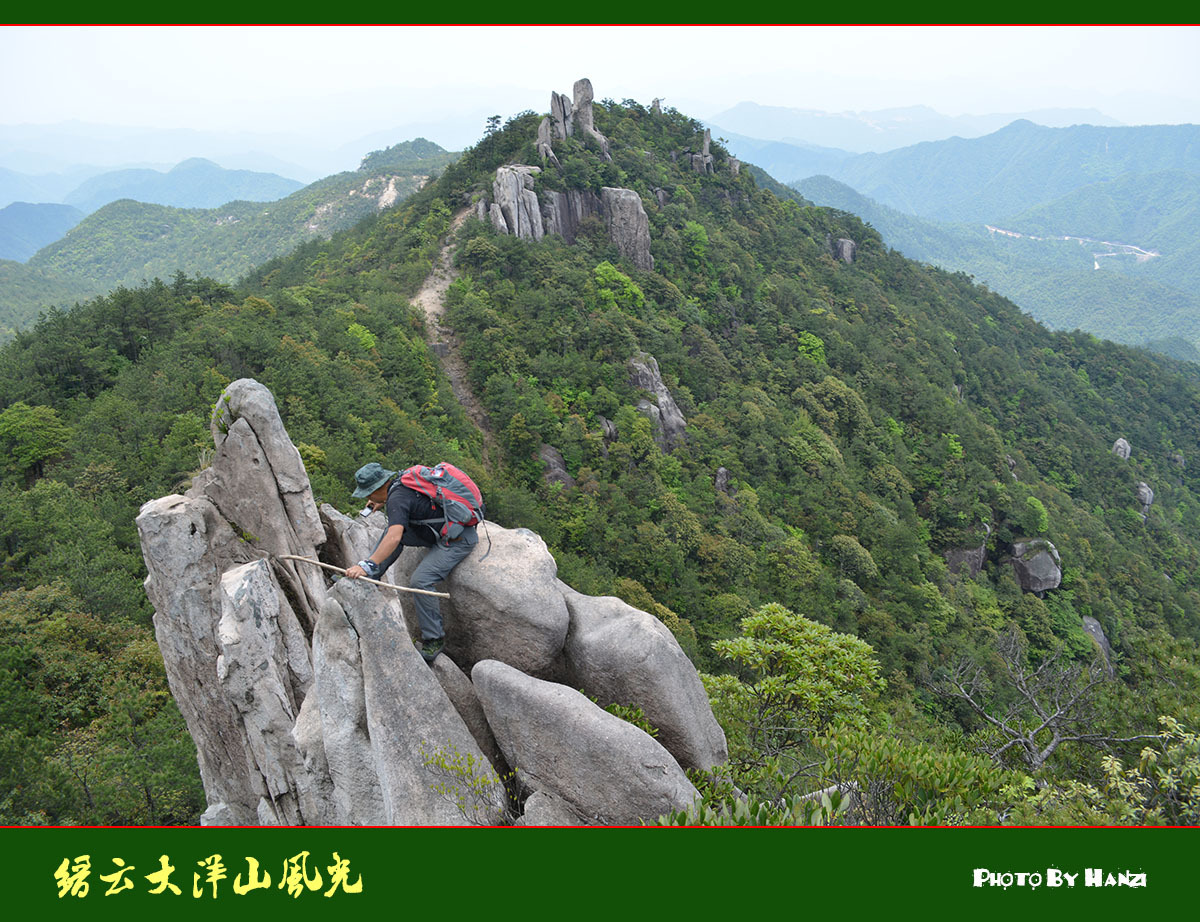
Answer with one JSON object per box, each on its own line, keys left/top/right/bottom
{"left": 368, "top": 480, "right": 441, "bottom": 575}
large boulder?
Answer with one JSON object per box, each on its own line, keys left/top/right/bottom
{"left": 1112, "top": 438, "right": 1132, "bottom": 460}
{"left": 443, "top": 525, "right": 571, "bottom": 678}
{"left": 601, "top": 187, "right": 653, "bottom": 270}
{"left": 550, "top": 90, "right": 574, "bottom": 139}
{"left": 216, "top": 560, "right": 329, "bottom": 825}
{"left": 1010, "top": 538, "right": 1062, "bottom": 595}
{"left": 572, "top": 77, "right": 611, "bottom": 161}
{"left": 326, "top": 578, "right": 506, "bottom": 825}
{"left": 561, "top": 590, "right": 727, "bottom": 772}
{"left": 1137, "top": 481, "right": 1155, "bottom": 517}
{"left": 137, "top": 493, "right": 266, "bottom": 824}
{"left": 629, "top": 352, "right": 687, "bottom": 447}
{"left": 205, "top": 377, "right": 326, "bottom": 626}
{"left": 472, "top": 660, "right": 698, "bottom": 825}
{"left": 492, "top": 165, "right": 544, "bottom": 241}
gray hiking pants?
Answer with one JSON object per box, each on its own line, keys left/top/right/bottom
{"left": 411, "top": 527, "right": 478, "bottom": 641}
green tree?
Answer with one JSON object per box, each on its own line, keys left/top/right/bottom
{"left": 703, "top": 602, "right": 884, "bottom": 796}
{"left": 0, "top": 403, "right": 71, "bottom": 486}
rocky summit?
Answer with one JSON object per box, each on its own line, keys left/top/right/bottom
{"left": 136, "top": 378, "right": 724, "bottom": 825}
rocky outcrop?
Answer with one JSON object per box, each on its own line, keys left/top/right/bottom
{"left": 472, "top": 660, "right": 698, "bottom": 825}
{"left": 687, "top": 129, "right": 715, "bottom": 175}
{"left": 1009, "top": 538, "right": 1062, "bottom": 596}
{"left": 539, "top": 444, "right": 576, "bottom": 489}
{"left": 1081, "top": 615, "right": 1114, "bottom": 676}
{"left": 601, "top": 187, "right": 654, "bottom": 270}
{"left": 630, "top": 352, "right": 687, "bottom": 448}
{"left": 572, "top": 78, "right": 612, "bottom": 161}
{"left": 541, "top": 188, "right": 604, "bottom": 244}
{"left": 550, "top": 91, "right": 574, "bottom": 140}
{"left": 138, "top": 379, "right": 721, "bottom": 826}
{"left": 835, "top": 238, "right": 857, "bottom": 264}
{"left": 561, "top": 590, "right": 727, "bottom": 772}
{"left": 1112, "top": 438, "right": 1132, "bottom": 460}
{"left": 1137, "top": 481, "right": 1155, "bottom": 518}
{"left": 715, "top": 466, "right": 732, "bottom": 495}
{"left": 945, "top": 542, "right": 987, "bottom": 578}
{"left": 492, "top": 165, "right": 544, "bottom": 241}
{"left": 480, "top": 79, "right": 654, "bottom": 271}
{"left": 536, "top": 117, "right": 560, "bottom": 167}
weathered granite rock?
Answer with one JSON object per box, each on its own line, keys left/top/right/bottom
{"left": 945, "top": 542, "right": 987, "bottom": 578}
{"left": 442, "top": 525, "right": 571, "bottom": 678}
{"left": 629, "top": 352, "right": 687, "bottom": 447}
{"left": 539, "top": 444, "right": 576, "bottom": 489}
{"left": 601, "top": 187, "right": 653, "bottom": 270}
{"left": 650, "top": 98, "right": 662, "bottom": 115}
{"left": 1137, "top": 481, "right": 1155, "bottom": 516}
{"left": 596, "top": 414, "right": 618, "bottom": 442}
{"left": 328, "top": 578, "right": 506, "bottom": 825}
{"left": 550, "top": 90, "right": 574, "bottom": 139}
{"left": 431, "top": 654, "right": 508, "bottom": 777}
{"left": 573, "top": 78, "right": 611, "bottom": 161}
{"left": 835, "top": 238, "right": 857, "bottom": 263}
{"left": 561, "top": 590, "right": 727, "bottom": 772}
{"left": 1112, "top": 438, "right": 1132, "bottom": 460}
{"left": 541, "top": 188, "right": 604, "bottom": 244}
{"left": 206, "top": 378, "right": 327, "bottom": 625}
{"left": 488, "top": 202, "right": 508, "bottom": 234}
{"left": 729, "top": 158, "right": 741, "bottom": 177}
{"left": 536, "top": 116, "right": 560, "bottom": 167}
{"left": 689, "top": 129, "right": 715, "bottom": 174}
{"left": 137, "top": 493, "right": 268, "bottom": 823}
{"left": 492, "top": 165, "right": 544, "bottom": 241}
{"left": 216, "top": 560, "right": 328, "bottom": 826}
{"left": 472, "top": 660, "right": 698, "bottom": 825}
{"left": 516, "top": 790, "right": 586, "bottom": 826}
{"left": 307, "top": 584, "right": 385, "bottom": 825}
{"left": 1081, "top": 615, "right": 1114, "bottom": 675}
{"left": 715, "top": 466, "right": 731, "bottom": 494}
{"left": 139, "top": 379, "right": 728, "bottom": 826}
{"left": 1010, "top": 538, "right": 1062, "bottom": 595}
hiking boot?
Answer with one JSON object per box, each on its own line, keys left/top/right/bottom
{"left": 417, "top": 637, "right": 444, "bottom": 663}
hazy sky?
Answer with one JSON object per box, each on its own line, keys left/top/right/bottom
{"left": 2, "top": 25, "right": 1199, "bottom": 171}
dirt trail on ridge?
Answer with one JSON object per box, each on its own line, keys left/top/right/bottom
{"left": 412, "top": 208, "right": 495, "bottom": 460}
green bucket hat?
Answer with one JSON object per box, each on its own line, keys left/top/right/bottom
{"left": 351, "top": 462, "right": 397, "bottom": 498}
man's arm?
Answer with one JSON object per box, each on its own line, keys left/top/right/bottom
{"left": 346, "top": 524, "right": 405, "bottom": 579}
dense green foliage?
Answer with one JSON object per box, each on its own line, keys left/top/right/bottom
{"left": 2, "top": 102, "right": 1199, "bottom": 824}
{"left": 0, "top": 141, "right": 458, "bottom": 341}
{"left": 798, "top": 174, "right": 1200, "bottom": 357}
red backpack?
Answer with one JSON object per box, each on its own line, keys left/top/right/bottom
{"left": 397, "top": 462, "right": 486, "bottom": 545}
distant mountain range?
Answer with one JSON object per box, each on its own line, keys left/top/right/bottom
{"left": 0, "top": 202, "right": 83, "bottom": 262}
{"left": 61, "top": 158, "right": 304, "bottom": 214}
{"left": 707, "top": 101, "right": 1123, "bottom": 157}
{"left": 791, "top": 121, "right": 1200, "bottom": 359}
{"left": 0, "top": 139, "right": 458, "bottom": 339}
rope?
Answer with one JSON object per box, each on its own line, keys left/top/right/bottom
{"left": 275, "top": 555, "right": 450, "bottom": 599}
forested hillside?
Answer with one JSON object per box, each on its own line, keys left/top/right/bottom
{"left": 798, "top": 174, "right": 1200, "bottom": 359}
{"left": 0, "top": 140, "right": 458, "bottom": 340}
{"left": 2, "top": 98, "right": 1198, "bottom": 826}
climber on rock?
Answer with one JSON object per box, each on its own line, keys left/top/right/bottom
{"left": 345, "top": 461, "right": 481, "bottom": 663}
